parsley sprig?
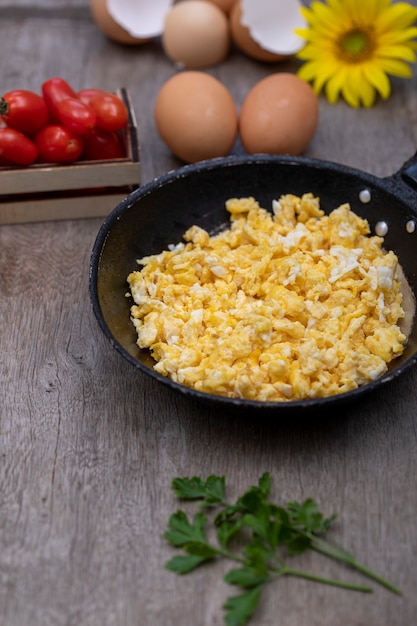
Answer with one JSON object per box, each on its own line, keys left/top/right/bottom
{"left": 164, "top": 473, "right": 400, "bottom": 626}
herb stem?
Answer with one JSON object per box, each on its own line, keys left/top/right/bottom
{"left": 309, "top": 537, "right": 402, "bottom": 595}
{"left": 278, "top": 566, "right": 373, "bottom": 593}
{"left": 332, "top": 554, "right": 401, "bottom": 596}
{"left": 216, "top": 548, "right": 247, "bottom": 564}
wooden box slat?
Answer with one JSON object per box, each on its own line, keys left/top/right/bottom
{"left": 0, "top": 190, "right": 133, "bottom": 224}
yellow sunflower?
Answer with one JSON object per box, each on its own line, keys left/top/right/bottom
{"left": 295, "top": 0, "right": 417, "bottom": 107}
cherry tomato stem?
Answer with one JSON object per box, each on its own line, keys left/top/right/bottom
{"left": 0, "top": 89, "right": 49, "bottom": 135}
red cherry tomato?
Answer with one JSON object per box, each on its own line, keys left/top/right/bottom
{"left": 0, "top": 127, "right": 38, "bottom": 165}
{"left": 55, "top": 97, "right": 97, "bottom": 136}
{"left": 0, "top": 89, "right": 49, "bottom": 135}
{"left": 42, "top": 77, "right": 77, "bottom": 121}
{"left": 77, "top": 88, "right": 128, "bottom": 132}
{"left": 42, "top": 78, "right": 97, "bottom": 135}
{"left": 81, "top": 128, "right": 125, "bottom": 160}
{"left": 34, "top": 125, "right": 84, "bottom": 164}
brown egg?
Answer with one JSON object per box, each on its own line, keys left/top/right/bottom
{"left": 154, "top": 71, "right": 238, "bottom": 163}
{"left": 230, "top": 0, "right": 288, "bottom": 63}
{"left": 239, "top": 73, "right": 319, "bottom": 156}
{"left": 162, "top": 1, "right": 231, "bottom": 69}
{"left": 90, "top": 0, "right": 153, "bottom": 45}
{"left": 204, "top": 0, "right": 236, "bottom": 14}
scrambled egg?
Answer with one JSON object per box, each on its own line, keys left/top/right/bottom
{"left": 127, "top": 194, "right": 406, "bottom": 402}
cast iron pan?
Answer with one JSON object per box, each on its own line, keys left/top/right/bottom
{"left": 89, "top": 154, "right": 417, "bottom": 412}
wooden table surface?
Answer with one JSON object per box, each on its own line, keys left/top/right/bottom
{"left": 1, "top": 2, "right": 417, "bottom": 625}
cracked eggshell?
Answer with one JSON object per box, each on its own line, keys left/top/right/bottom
{"left": 230, "top": 0, "right": 286, "bottom": 62}
{"left": 162, "top": 1, "right": 231, "bottom": 69}
{"left": 90, "top": 0, "right": 173, "bottom": 44}
{"left": 230, "top": 0, "right": 305, "bottom": 62}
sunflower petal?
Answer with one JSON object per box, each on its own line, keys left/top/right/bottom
{"left": 301, "top": 2, "right": 345, "bottom": 37}
{"left": 377, "top": 44, "right": 416, "bottom": 63}
{"left": 378, "top": 58, "right": 414, "bottom": 77}
{"left": 298, "top": 58, "right": 340, "bottom": 94}
{"left": 341, "top": 67, "right": 364, "bottom": 107}
{"left": 378, "top": 27, "right": 417, "bottom": 46}
{"left": 296, "top": 44, "right": 322, "bottom": 61}
{"left": 325, "top": 67, "right": 349, "bottom": 104}
{"left": 359, "top": 79, "right": 377, "bottom": 108}
{"left": 352, "top": 0, "right": 391, "bottom": 23}
{"left": 376, "top": 3, "right": 417, "bottom": 31}
{"left": 346, "top": 66, "right": 377, "bottom": 108}
{"left": 362, "top": 64, "right": 391, "bottom": 98}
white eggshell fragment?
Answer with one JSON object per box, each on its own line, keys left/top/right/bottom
{"left": 162, "top": 1, "right": 231, "bottom": 69}
{"left": 241, "top": 0, "right": 305, "bottom": 56}
{"left": 107, "top": 0, "right": 174, "bottom": 39}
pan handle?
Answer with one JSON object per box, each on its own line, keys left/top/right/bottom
{"left": 383, "top": 151, "right": 417, "bottom": 205}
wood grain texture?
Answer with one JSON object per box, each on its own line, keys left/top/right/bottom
{"left": 1, "top": 3, "right": 417, "bottom": 626}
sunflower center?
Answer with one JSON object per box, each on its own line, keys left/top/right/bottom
{"left": 338, "top": 28, "right": 375, "bottom": 63}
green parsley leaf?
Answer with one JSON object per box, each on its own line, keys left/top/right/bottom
{"left": 241, "top": 508, "right": 271, "bottom": 541}
{"left": 223, "top": 586, "right": 263, "bottom": 626}
{"left": 224, "top": 567, "right": 269, "bottom": 589}
{"left": 285, "top": 534, "right": 312, "bottom": 555}
{"left": 242, "top": 540, "right": 273, "bottom": 577}
{"left": 164, "top": 511, "right": 207, "bottom": 547}
{"left": 258, "top": 472, "right": 272, "bottom": 498}
{"left": 165, "top": 554, "right": 209, "bottom": 574}
{"left": 217, "top": 517, "right": 243, "bottom": 548}
{"left": 171, "top": 475, "right": 226, "bottom": 505}
{"left": 182, "top": 541, "right": 218, "bottom": 559}
{"left": 287, "top": 498, "right": 337, "bottom": 534}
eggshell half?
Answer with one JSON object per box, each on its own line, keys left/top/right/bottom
{"left": 107, "top": 0, "right": 174, "bottom": 39}
{"left": 154, "top": 71, "right": 238, "bottom": 163}
{"left": 241, "top": 0, "right": 305, "bottom": 56}
{"left": 230, "top": 0, "right": 287, "bottom": 62}
{"left": 239, "top": 73, "right": 319, "bottom": 155}
{"left": 90, "top": 0, "right": 153, "bottom": 44}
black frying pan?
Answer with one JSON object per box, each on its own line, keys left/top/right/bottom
{"left": 89, "top": 154, "right": 417, "bottom": 412}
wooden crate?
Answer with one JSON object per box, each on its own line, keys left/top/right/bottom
{"left": 0, "top": 88, "right": 140, "bottom": 225}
